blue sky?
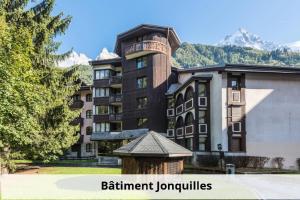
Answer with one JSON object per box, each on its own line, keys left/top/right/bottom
{"left": 53, "top": 0, "right": 300, "bottom": 58}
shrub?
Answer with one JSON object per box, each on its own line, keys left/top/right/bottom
{"left": 297, "top": 158, "right": 300, "bottom": 170}
{"left": 248, "top": 156, "right": 270, "bottom": 168}
{"left": 197, "top": 155, "right": 219, "bottom": 167}
{"left": 272, "top": 157, "right": 285, "bottom": 169}
{"left": 224, "top": 156, "right": 250, "bottom": 168}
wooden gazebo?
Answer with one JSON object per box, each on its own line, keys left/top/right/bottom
{"left": 113, "top": 131, "right": 192, "bottom": 174}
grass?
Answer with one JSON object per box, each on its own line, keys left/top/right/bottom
{"left": 13, "top": 159, "right": 97, "bottom": 165}
{"left": 36, "top": 166, "right": 121, "bottom": 174}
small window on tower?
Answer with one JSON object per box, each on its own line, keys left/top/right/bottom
{"left": 136, "top": 57, "right": 147, "bottom": 69}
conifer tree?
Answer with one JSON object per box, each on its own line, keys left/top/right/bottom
{"left": 0, "top": 0, "right": 81, "bottom": 171}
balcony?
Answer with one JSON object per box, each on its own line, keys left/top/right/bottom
{"left": 109, "top": 113, "right": 122, "bottom": 121}
{"left": 70, "top": 117, "right": 83, "bottom": 126}
{"left": 109, "top": 94, "right": 122, "bottom": 105}
{"left": 124, "top": 40, "right": 168, "bottom": 60}
{"left": 70, "top": 100, "right": 84, "bottom": 109}
{"left": 109, "top": 76, "right": 122, "bottom": 87}
{"left": 76, "top": 135, "right": 84, "bottom": 144}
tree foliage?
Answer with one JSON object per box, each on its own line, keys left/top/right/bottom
{"left": 0, "top": 0, "right": 81, "bottom": 170}
{"left": 174, "top": 42, "right": 300, "bottom": 68}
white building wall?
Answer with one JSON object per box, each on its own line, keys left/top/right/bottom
{"left": 245, "top": 73, "right": 300, "bottom": 169}
{"left": 207, "top": 72, "right": 225, "bottom": 151}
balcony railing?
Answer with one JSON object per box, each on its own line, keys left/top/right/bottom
{"left": 109, "top": 76, "right": 122, "bottom": 85}
{"left": 70, "top": 117, "right": 83, "bottom": 126}
{"left": 109, "top": 113, "right": 122, "bottom": 121}
{"left": 124, "top": 40, "right": 168, "bottom": 59}
{"left": 109, "top": 95, "right": 122, "bottom": 104}
{"left": 176, "top": 127, "right": 184, "bottom": 137}
{"left": 70, "top": 100, "right": 84, "bottom": 109}
{"left": 185, "top": 125, "right": 194, "bottom": 135}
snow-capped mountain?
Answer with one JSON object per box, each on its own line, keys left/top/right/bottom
{"left": 217, "top": 28, "right": 280, "bottom": 51}
{"left": 96, "top": 48, "right": 119, "bottom": 60}
{"left": 285, "top": 41, "right": 300, "bottom": 52}
{"left": 57, "top": 48, "right": 120, "bottom": 68}
{"left": 57, "top": 51, "right": 91, "bottom": 67}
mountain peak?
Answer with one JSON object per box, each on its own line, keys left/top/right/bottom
{"left": 217, "top": 28, "right": 278, "bottom": 51}
{"left": 238, "top": 27, "right": 248, "bottom": 34}
{"left": 57, "top": 51, "right": 91, "bottom": 68}
{"left": 96, "top": 48, "right": 119, "bottom": 60}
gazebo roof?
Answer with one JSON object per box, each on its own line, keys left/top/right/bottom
{"left": 113, "top": 131, "right": 193, "bottom": 157}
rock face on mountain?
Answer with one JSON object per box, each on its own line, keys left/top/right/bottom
{"left": 217, "top": 28, "right": 279, "bottom": 51}
{"left": 217, "top": 28, "right": 300, "bottom": 52}
{"left": 57, "top": 51, "right": 91, "bottom": 68}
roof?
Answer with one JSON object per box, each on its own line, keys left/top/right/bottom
{"left": 113, "top": 131, "right": 192, "bottom": 157}
{"left": 90, "top": 129, "right": 149, "bottom": 141}
{"left": 166, "top": 74, "right": 213, "bottom": 96}
{"left": 114, "top": 24, "right": 181, "bottom": 55}
{"left": 166, "top": 83, "right": 181, "bottom": 95}
{"left": 173, "top": 63, "right": 300, "bottom": 74}
{"left": 89, "top": 57, "right": 122, "bottom": 66}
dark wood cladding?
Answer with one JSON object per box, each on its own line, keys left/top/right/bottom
{"left": 125, "top": 40, "right": 168, "bottom": 59}
{"left": 94, "top": 79, "right": 110, "bottom": 88}
{"left": 121, "top": 32, "right": 171, "bottom": 132}
{"left": 121, "top": 157, "right": 184, "bottom": 174}
{"left": 94, "top": 115, "right": 109, "bottom": 122}
{"left": 110, "top": 76, "right": 122, "bottom": 85}
{"left": 70, "top": 117, "right": 83, "bottom": 126}
{"left": 70, "top": 100, "right": 84, "bottom": 109}
{"left": 93, "top": 97, "right": 109, "bottom": 105}
{"left": 227, "top": 73, "right": 246, "bottom": 152}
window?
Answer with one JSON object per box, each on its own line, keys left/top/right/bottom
{"left": 232, "top": 122, "right": 241, "bottom": 132}
{"left": 199, "top": 111, "right": 207, "bottom": 123}
{"left": 95, "top": 106, "right": 109, "bottom": 115}
{"left": 199, "top": 124, "right": 207, "bottom": 133}
{"left": 167, "top": 109, "right": 175, "bottom": 117}
{"left": 95, "top": 88, "right": 110, "bottom": 97}
{"left": 73, "top": 94, "right": 80, "bottom": 101}
{"left": 86, "top": 143, "right": 92, "bottom": 152}
{"left": 198, "top": 97, "right": 207, "bottom": 107}
{"left": 137, "top": 77, "right": 147, "bottom": 89}
{"left": 95, "top": 69, "right": 110, "bottom": 80}
{"left": 199, "top": 137, "right": 206, "bottom": 151}
{"left": 95, "top": 123, "right": 110, "bottom": 132}
{"left": 86, "top": 126, "right": 92, "bottom": 135}
{"left": 231, "top": 77, "right": 241, "bottom": 90}
{"left": 137, "top": 97, "right": 148, "bottom": 109}
{"left": 167, "top": 129, "right": 174, "bottom": 137}
{"left": 137, "top": 118, "right": 148, "bottom": 128}
{"left": 86, "top": 94, "right": 92, "bottom": 102}
{"left": 86, "top": 110, "right": 92, "bottom": 119}
{"left": 136, "top": 57, "right": 147, "bottom": 69}
{"left": 198, "top": 84, "right": 206, "bottom": 97}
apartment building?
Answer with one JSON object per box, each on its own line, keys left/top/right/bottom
{"left": 88, "top": 24, "right": 300, "bottom": 169}
{"left": 67, "top": 83, "right": 97, "bottom": 158}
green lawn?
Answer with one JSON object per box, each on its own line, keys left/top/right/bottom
{"left": 13, "top": 159, "right": 98, "bottom": 164}
{"left": 37, "top": 167, "right": 121, "bottom": 174}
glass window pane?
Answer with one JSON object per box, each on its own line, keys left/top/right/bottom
{"left": 199, "top": 84, "right": 206, "bottom": 97}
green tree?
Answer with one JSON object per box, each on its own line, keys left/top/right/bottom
{"left": 0, "top": 0, "right": 81, "bottom": 171}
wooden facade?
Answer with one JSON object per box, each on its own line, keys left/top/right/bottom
{"left": 121, "top": 157, "right": 184, "bottom": 174}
